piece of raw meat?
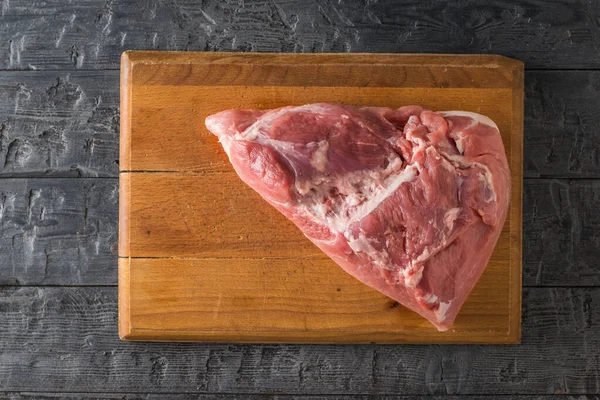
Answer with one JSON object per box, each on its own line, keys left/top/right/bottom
{"left": 205, "top": 103, "right": 510, "bottom": 331}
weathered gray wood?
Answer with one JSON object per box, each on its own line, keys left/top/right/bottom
{"left": 525, "top": 72, "right": 600, "bottom": 179}
{"left": 0, "top": 287, "right": 598, "bottom": 395}
{"left": 2, "top": 394, "right": 599, "bottom": 400}
{"left": 0, "top": 177, "right": 598, "bottom": 287}
{"left": 1, "top": 0, "right": 600, "bottom": 70}
{"left": 523, "top": 179, "right": 600, "bottom": 286}
{"left": 0, "top": 72, "right": 119, "bottom": 178}
{"left": 0, "top": 70, "right": 599, "bottom": 179}
{"left": 0, "top": 179, "right": 118, "bottom": 285}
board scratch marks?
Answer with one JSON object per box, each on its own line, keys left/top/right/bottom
{"left": 213, "top": 293, "right": 222, "bottom": 320}
{"left": 0, "top": 179, "right": 118, "bottom": 285}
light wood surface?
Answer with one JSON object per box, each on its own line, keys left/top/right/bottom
{"left": 119, "top": 51, "right": 523, "bottom": 343}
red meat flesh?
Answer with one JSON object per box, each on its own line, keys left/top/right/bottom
{"left": 205, "top": 103, "right": 510, "bottom": 331}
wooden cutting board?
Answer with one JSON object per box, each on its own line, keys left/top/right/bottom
{"left": 119, "top": 51, "right": 523, "bottom": 343}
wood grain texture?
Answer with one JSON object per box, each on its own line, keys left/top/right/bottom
{"left": 1, "top": 0, "right": 600, "bottom": 70}
{"left": 1, "top": 287, "right": 599, "bottom": 395}
{"left": 119, "top": 52, "right": 523, "bottom": 343}
{"left": 0, "top": 179, "right": 118, "bottom": 285}
{"left": 121, "top": 172, "right": 334, "bottom": 258}
{"left": 0, "top": 71, "right": 598, "bottom": 178}
{"left": 121, "top": 170, "right": 513, "bottom": 259}
{"left": 125, "top": 86, "right": 514, "bottom": 173}
{"left": 0, "top": 72, "right": 120, "bottom": 178}
{"left": 0, "top": 178, "right": 596, "bottom": 288}
{"left": 525, "top": 71, "right": 600, "bottom": 179}
{"left": 523, "top": 180, "right": 600, "bottom": 286}
{"left": 120, "top": 256, "right": 513, "bottom": 344}
{"left": 3, "top": 395, "right": 600, "bottom": 400}
{"left": 121, "top": 51, "right": 519, "bottom": 174}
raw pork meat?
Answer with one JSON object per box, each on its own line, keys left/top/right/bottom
{"left": 205, "top": 103, "right": 510, "bottom": 331}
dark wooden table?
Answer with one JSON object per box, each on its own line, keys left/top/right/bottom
{"left": 1, "top": 1, "right": 599, "bottom": 398}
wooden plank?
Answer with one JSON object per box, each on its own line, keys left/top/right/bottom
{"left": 523, "top": 180, "right": 600, "bottom": 286}
{"left": 125, "top": 87, "right": 513, "bottom": 173}
{"left": 120, "top": 171, "right": 511, "bottom": 260}
{"left": 127, "top": 52, "right": 518, "bottom": 88}
{"left": 1, "top": 287, "right": 598, "bottom": 394}
{"left": 1, "top": 0, "right": 600, "bottom": 69}
{"left": 0, "top": 71, "right": 598, "bottom": 179}
{"left": 0, "top": 178, "right": 118, "bottom": 285}
{"left": 0, "top": 71, "right": 119, "bottom": 178}
{"left": 525, "top": 71, "right": 600, "bottom": 178}
{"left": 119, "top": 256, "right": 513, "bottom": 344}
{"left": 120, "top": 171, "right": 351, "bottom": 258}
{"left": 121, "top": 51, "right": 519, "bottom": 172}
{"left": 0, "top": 178, "right": 597, "bottom": 287}
{"left": 3, "top": 395, "right": 599, "bottom": 400}
{"left": 124, "top": 85, "right": 513, "bottom": 173}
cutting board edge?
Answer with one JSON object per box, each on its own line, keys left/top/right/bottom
{"left": 120, "top": 51, "right": 133, "bottom": 172}
{"left": 119, "top": 321, "right": 521, "bottom": 345}
{"left": 120, "top": 50, "right": 524, "bottom": 70}
{"left": 118, "top": 257, "right": 132, "bottom": 339}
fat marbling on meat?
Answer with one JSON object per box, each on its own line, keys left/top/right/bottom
{"left": 205, "top": 103, "right": 510, "bottom": 331}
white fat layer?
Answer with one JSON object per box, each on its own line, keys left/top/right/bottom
{"left": 438, "top": 111, "right": 499, "bottom": 131}
{"left": 444, "top": 207, "right": 461, "bottom": 230}
{"left": 348, "top": 166, "right": 417, "bottom": 227}
{"left": 347, "top": 232, "right": 393, "bottom": 270}
{"left": 440, "top": 153, "right": 498, "bottom": 206}
{"left": 420, "top": 292, "right": 438, "bottom": 304}
{"left": 310, "top": 140, "right": 329, "bottom": 172}
{"left": 436, "top": 300, "right": 452, "bottom": 321}
{"left": 455, "top": 137, "right": 465, "bottom": 154}
{"left": 402, "top": 265, "right": 424, "bottom": 288}
{"left": 299, "top": 164, "right": 418, "bottom": 234}
{"left": 478, "top": 168, "right": 497, "bottom": 203}
{"left": 414, "top": 247, "right": 431, "bottom": 264}
{"left": 418, "top": 292, "right": 452, "bottom": 322}
{"left": 346, "top": 193, "right": 361, "bottom": 206}
{"left": 439, "top": 111, "right": 500, "bottom": 157}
